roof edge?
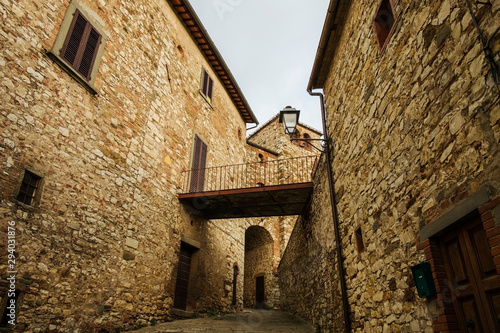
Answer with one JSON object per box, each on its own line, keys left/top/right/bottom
{"left": 308, "top": 0, "right": 348, "bottom": 91}
{"left": 167, "top": 0, "right": 259, "bottom": 125}
{"left": 246, "top": 140, "right": 279, "bottom": 156}
{"left": 247, "top": 113, "right": 322, "bottom": 141}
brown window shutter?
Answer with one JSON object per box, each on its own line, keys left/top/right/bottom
{"left": 207, "top": 76, "right": 213, "bottom": 100}
{"left": 60, "top": 10, "right": 102, "bottom": 81}
{"left": 61, "top": 10, "right": 88, "bottom": 66}
{"left": 78, "top": 27, "right": 101, "bottom": 80}
{"left": 199, "top": 139, "right": 207, "bottom": 170}
{"left": 190, "top": 136, "right": 208, "bottom": 192}
{"left": 202, "top": 72, "right": 209, "bottom": 94}
{"left": 202, "top": 71, "right": 213, "bottom": 101}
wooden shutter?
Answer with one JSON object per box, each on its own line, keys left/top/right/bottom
{"left": 78, "top": 27, "right": 101, "bottom": 79}
{"left": 202, "top": 71, "right": 213, "bottom": 101}
{"left": 60, "top": 10, "right": 101, "bottom": 81}
{"left": 190, "top": 136, "right": 207, "bottom": 192}
{"left": 207, "top": 75, "right": 213, "bottom": 100}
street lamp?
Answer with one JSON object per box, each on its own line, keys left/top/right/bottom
{"left": 278, "top": 106, "right": 300, "bottom": 138}
{"left": 279, "top": 106, "right": 330, "bottom": 152}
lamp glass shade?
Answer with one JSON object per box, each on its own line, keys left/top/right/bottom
{"left": 279, "top": 107, "right": 300, "bottom": 137}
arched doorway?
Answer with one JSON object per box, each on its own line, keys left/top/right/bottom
{"left": 244, "top": 226, "right": 274, "bottom": 308}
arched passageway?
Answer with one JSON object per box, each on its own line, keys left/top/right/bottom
{"left": 244, "top": 226, "right": 275, "bottom": 308}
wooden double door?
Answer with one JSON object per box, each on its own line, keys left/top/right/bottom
{"left": 439, "top": 214, "right": 500, "bottom": 332}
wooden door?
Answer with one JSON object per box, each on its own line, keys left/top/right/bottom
{"left": 173, "top": 243, "right": 194, "bottom": 310}
{"left": 255, "top": 275, "right": 265, "bottom": 308}
{"left": 439, "top": 214, "right": 500, "bottom": 332}
{"left": 189, "top": 136, "right": 207, "bottom": 193}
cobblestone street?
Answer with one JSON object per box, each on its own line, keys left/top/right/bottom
{"left": 132, "top": 309, "right": 314, "bottom": 333}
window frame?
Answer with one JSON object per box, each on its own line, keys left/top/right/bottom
{"left": 15, "top": 169, "right": 44, "bottom": 208}
{"left": 48, "top": 0, "right": 108, "bottom": 94}
{"left": 372, "top": 0, "right": 398, "bottom": 53}
{"left": 200, "top": 69, "right": 214, "bottom": 104}
{"left": 355, "top": 227, "right": 365, "bottom": 253}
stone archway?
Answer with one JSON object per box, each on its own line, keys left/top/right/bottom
{"left": 243, "top": 226, "right": 275, "bottom": 308}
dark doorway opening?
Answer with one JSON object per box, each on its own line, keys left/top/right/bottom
{"left": 255, "top": 275, "right": 265, "bottom": 308}
{"left": 244, "top": 226, "right": 274, "bottom": 308}
{"left": 232, "top": 265, "right": 239, "bottom": 306}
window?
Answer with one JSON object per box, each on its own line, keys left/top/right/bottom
{"left": 16, "top": 170, "right": 42, "bottom": 206}
{"left": 60, "top": 10, "right": 101, "bottom": 81}
{"left": 355, "top": 227, "right": 365, "bottom": 253}
{"left": 201, "top": 70, "right": 214, "bottom": 103}
{"left": 49, "top": 1, "right": 107, "bottom": 92}
{"left": 373, "top": 0, "right": 397, "bottom": 52}
{"left": 189, "top": 135, "right": 208, "bottom": 192}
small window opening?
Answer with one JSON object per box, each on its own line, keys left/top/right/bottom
{"left": 201, "top": 70, "right": 213, "bottom": 103}
{"left": 16, "top": 170, "right": 42, "bottom": 206}
{"left": 355, "top": 227, "right": 365, "bottom": 253}
{"left": 373, "top": 0, "right": 396, "bottom": 52}
{"left": 258, "top": 154, "right": 264, "bottom": 162}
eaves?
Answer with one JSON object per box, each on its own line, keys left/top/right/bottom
{"left": 166, "top": 0, "right": 259, "bottom": 125}
{"left": 308, "top": 0, "right": 352, "bottom": 91}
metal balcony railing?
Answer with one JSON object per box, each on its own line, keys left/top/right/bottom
{"left": 180, "top": 155, "right": 319, "bottom": 194}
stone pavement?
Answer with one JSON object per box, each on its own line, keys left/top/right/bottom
{"left": 132, "top": 309, "right": 314, "bottom": 333}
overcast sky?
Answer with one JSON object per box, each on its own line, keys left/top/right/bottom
{"left": 188, "top": 0, "right": 330, "bottom": 134}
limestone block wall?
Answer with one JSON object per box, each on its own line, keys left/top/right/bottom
{"left": 247, "top": 116, "right": 323, "bottom": 158}
{"left": 0, "top": 0, "right": 250, "bottom": 331}
{"left": 278, "top": 157, "right": 343, "bottom": 331}
{"left": 243, "top": 227, "right": 274, "bottom": 308}
{"left": 279, "top": 0, "right": 500, "bottom": 332}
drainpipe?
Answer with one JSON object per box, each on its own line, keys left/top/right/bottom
{"left": 308, "top": 89, "right": 351, "bottom": 332}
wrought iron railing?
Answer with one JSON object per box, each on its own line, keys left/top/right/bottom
{"left": 180, "top": 155, "right": 319, "bottom": 194}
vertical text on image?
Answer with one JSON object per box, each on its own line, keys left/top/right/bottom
{"left": 6, "top": 220, "right": 17, "bottom": 326}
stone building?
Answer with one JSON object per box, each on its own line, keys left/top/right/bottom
{"left": 245, "top": 116, "right": 322, "bottom": 309}
{"left": 0, "top": 0, "right": 322, "bottom": 330}
{"left": 0, "top": 0, "right": 264, "bottom": 330}
{"left": 279, "top": 0, "right": 500, "bottom": 332}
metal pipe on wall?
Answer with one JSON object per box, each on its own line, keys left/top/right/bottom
{"left": 308, "top": 89, "right": 351, "bottom": 332}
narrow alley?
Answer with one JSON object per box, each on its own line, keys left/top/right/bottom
{"left": 132, "top": 309, "right": 314, "bottom": 333}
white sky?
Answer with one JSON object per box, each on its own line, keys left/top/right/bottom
{"left": 188, "top": 0, "right": 330, "bottom": 135}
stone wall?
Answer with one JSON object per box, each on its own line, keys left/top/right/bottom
{"left": 247, "top": 115, "right": 323, "bottom": 158}
{"left": 0, "top": 0, "right": 251, "bottom": 331}
{"left": 279, "top": 0, "right": 500, "bottom": 332}
{"left": 278, "top": 157, "right": 343, "bottom": 331}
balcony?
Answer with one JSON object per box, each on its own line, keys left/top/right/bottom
{"left": 178, "top": 156, "right": 318, "bottom": 219}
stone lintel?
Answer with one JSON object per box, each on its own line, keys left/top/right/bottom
{"left": 181, "top": 234, "right": 201, "bottom": 249}
{"left": 420, "top": 188, "right": 490, "bottom": 241}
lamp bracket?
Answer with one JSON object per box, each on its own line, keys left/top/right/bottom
{"left": 290, "top": 137, "right": 331, "bottom": 153}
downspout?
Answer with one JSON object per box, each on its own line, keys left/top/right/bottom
{"left": 308, "top": 88, "right": 351, "bottom": 332}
